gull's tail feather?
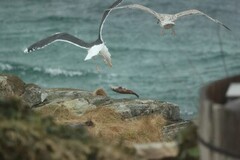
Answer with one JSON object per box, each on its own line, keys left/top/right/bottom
{"left": 85, "top": 43, "right": 104, "bottom": 61}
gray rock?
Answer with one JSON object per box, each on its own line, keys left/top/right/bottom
{"left": 104, "top": 99, "right": 181, "bottom": 120}
{"left": 21, "top": 83, "right": 48, "bottom": 107}
{"left": 35, "top": 88, "right": 98, "bottom": 114}
{"left": 134, "top": 142, "right": 178, "bottom": 159}
{"left": 162, "top": 121, "right": 192, "bottom": 141}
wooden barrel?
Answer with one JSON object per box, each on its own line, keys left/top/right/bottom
{"left": 199, "top": 75, "right": 240, "bottom": 160}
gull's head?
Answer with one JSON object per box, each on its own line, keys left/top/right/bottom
{"left": 161, "top": 21, "right": 175, "bottom": 29}
{"left": 99, "top": 45, "right": 112, "bottom": 67}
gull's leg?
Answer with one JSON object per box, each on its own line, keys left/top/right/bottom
{"left": 93, "top": 57, "right": 101, "bottom": 73}
{"left": 160, "top": 29, "right": 164, "bottom": 35}
{"left": 171, "top": 28, "right": 176, "bottom": 36}
{"left": 96, "top": 65, "right": 101, "bottom": 73}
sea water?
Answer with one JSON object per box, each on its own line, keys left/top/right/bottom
{"left": 0, "top": 0, "right": 240, "bottom": 119}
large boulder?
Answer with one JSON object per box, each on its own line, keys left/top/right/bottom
{"left": 21, "top": 83, "right": 48, "bottom": 107}
{"left": 0, "top": 74, "right": 25, "bottom": 97}
{"left": 35, "top": 88, "right": 181, "bottom": 121}
{"left": 0, "top": 74, "right": 47, "bottom": 107}
{"left": 104, "top": 99, "right": 181, "bottom": 120}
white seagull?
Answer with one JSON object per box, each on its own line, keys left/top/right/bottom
{"left": 110, "top": 4, "right": 231, "bottom": 34}
{"left": 24, "top": 0, "right": 123, "bottom": 67}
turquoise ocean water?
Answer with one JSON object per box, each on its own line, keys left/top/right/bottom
{"left": 0, "top": 0, "right": 240, "bottom": 119}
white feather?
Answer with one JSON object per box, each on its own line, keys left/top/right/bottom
{"left": 100, "top": 45, "right": 112, "bottom": 67}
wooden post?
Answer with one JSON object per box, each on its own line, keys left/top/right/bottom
{"left": 199, "top": 75, "right": 240, "bottom": 160}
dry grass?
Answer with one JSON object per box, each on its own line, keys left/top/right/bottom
{"left": 35, "top": 106, "right": 166, "bottom": 145}
{"left": 0, "top": 97, "right": 136, "bottom": 160}
{"left": 34, "top": 105, "right": 80, "bottom": 123}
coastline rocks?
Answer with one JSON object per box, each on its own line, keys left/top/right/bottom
{"left": 0, "top": 74, "right": 181, "bottom": 121}
{"left": 35, "top": 88, "right": 181, "bottom": 121}
{"left": 0, "top": 75, "right": 188, "bottom": 159}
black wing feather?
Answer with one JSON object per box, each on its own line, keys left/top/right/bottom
{"left": 25, "top": 32, "right": 92, "bottom": 53}
{"left": 98, "top": 0, "right": 123, "bottom": 41}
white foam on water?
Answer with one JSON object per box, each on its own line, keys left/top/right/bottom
{"left": 0, "top": 63, "right": 13, "bottom": 71}
{"left": 44, "top": 68, "right": 83, "bottom": 77}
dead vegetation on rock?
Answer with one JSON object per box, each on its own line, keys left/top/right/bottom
{"left": 0, "top": 97, "right": 137, "bottom": 160}
{"left": 35, "top": 105, "right": 166, "bottom": 145}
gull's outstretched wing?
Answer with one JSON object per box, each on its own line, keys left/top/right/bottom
{"left": 98, "top": 0, "right": 123, "bottom": 41}
{"left": 111, "top": 4, "right": 161, "bottom": 20}
{"left": 24, "top": 32, "right": 92, "bottom": 53}
{"left": 174, "top": 9, "right": 230, "bottom": 30}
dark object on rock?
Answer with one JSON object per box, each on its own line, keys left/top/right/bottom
{"left": 110, "top": 86, "right": 139, "bottom": 98}
{"left": 84, "top": 119, "right": 95, "bottom": 127}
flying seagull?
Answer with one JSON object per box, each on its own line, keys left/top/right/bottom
{"left": 110, "top": 4, "right": 230, "bottom": 34}
{"left": 24, "top": 0, "right": 123, "bottom": 67}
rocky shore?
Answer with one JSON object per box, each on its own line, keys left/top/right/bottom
{"left": 0, "top": 74, "right": 181, "bottom": 121}
{"left": 0, "top": 74, "right": 197, "bottom": 160}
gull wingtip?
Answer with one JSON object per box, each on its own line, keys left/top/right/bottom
{"left": 225, "top": 25, "right": 231, "bottom": 31}
{"left": 23, "top": 48, "right": 29, "bottom": 53}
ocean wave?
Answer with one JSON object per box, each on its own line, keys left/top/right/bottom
{"left": 0, "top": 62, "right": 13, "bottom": 71}
{"left": 0, "top": 61, "right": 83, "bottom": 77}
{"left": 43, "top": 68, "right": 83, "bottom": 77}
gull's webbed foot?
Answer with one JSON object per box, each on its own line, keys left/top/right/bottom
{"left": 160, "top": 29, "right": 164, "bottom": 36}
{"left": 171, "top": 28, "right": 176, "bottom": 36}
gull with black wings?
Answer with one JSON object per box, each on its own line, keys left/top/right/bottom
{"left": 24, "top": 0, "right": 123, "bottom": 67}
